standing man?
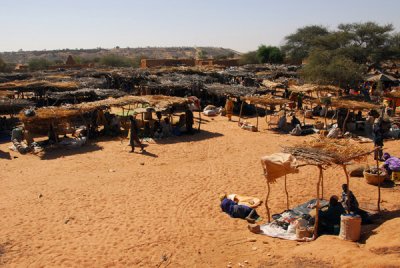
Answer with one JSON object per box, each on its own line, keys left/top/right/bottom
{"left": 185, "top": 108, "right": 194, "bottom": 134}
{"left": 225, "top": 97, "right": 234, "bottom": 121}
{"left": 129, "top": 115, "right": 144, "bottom": 153}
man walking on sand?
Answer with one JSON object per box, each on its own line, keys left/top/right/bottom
{"left": 129, "top": 115, "right": 144, "bottom": 153}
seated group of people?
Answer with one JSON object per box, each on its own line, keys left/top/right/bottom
{"left": 318, "top": 184, "right": 370, "bottom": 235}
{"left": 141, "top": 110, "right": 194, "bottom": 139}
{"left": 219, "top": 184, "right": 370, "bottom": 236}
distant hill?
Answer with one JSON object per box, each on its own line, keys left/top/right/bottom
{"left": 0, "top": 47, "right": 241, "bottom": 64}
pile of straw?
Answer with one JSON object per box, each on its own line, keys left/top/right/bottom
{"left": 283, "top": 138, "right": 371, "bottom": 166}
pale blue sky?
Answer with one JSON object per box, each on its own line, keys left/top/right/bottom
{"left": 1, "top": 0, "right": 400, "bottom": 52}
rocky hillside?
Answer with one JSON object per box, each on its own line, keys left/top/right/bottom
{"left": 0, "top": 47, "right": 240, "bottom": 64}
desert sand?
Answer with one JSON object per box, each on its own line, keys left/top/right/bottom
{"left": 1, "top": 115, "right": 399, "bottom": 267}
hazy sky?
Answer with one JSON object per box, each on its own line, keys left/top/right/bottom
{"left": 1, "top": 0, "right": 400, "bottom": 53}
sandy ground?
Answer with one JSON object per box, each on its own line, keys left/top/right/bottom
{"left": 1, "top": 115, "right": 400, "bottom": 268}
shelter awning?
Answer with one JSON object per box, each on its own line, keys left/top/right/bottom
{"left": 261, "top": 153, "right": 299, "bottom": 183}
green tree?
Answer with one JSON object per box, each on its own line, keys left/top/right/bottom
{"left": 301, "top": 50, "right": 364, "bottom": 87}
{"left": 100, "top": 54, "right": 132, "bottom": 67}
{"left": 239, "top": 51, "right": 258, "bottom": 65}
{"left": 337, "top": 22, "right": 394, "bottom": 64}
{"left": 0, "top": 56, "right": 6, "bottom": 72}
{"left": 256, "top": 45, "right": 284, "bottom": 64}
{"left": 282, "top": 25, "right": 329, "bottom": 63}
{"left": 28, "top": 58, "right": 53, "bottom": 71}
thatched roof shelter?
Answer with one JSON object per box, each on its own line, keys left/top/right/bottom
{"left": 205, "top": 84, "right": 257, "bottom": 97}
{"left": 283, "top": 138, "right": 371, "bottom": 166}
{"left": 0, "top": 98, "right": 33, "bottom": 114}
{"left": 330, "top": 96, "right": 380, "bottom": 111}
{"left": 289, "top": 84, "right": 342, "bottom": 94}
{"left": 0, "top": 80, "right": 80, "bottom": 92}
{"left": 47, "top": 88, "right": 127, "bottom": 102}
{"left": 261, "top": 80, "right": 283, "bottom": 89}
{"left": 241, "top": 96, "right": 291, "bottom": 107}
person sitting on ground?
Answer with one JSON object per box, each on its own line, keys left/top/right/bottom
{"left": 291, "top": 115, "right": 301, "bottom": 127}
{"left": 318, "top": 195, "right": 345, "bottom": 235}
{"left": 153, "top": 120, "right": 163, "bottom": 139}
{"left": 219, "top": 194, "right": 260, "bottom": 223}
{"left": 341, "top": 184, "right": 371, "bottom": 224}
{"left": 129, "top": 115, "right": 144, "bottom": 153}
{"left": 382, "top": 153, "right": 400, "bottom": 176}
{"left": 161, "top": 117, "right": 173, "bottom": 137}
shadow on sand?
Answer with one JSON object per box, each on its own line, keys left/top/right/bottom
{"left": 358, "top": 209, "right": 400, "bottom": 244}
{"left": 0, "top": 150, "right": 11, "bottom": 160}
{"left": 40, "top": 143, "right": 103, "bottom": 160}
{"left": 153, "top": 129, "right": 223, "bottom": 145}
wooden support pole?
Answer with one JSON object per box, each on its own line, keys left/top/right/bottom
{"left": 319, "top": 165, "right": 324, "bottom": 200}
{"left": 198, "top": 110, "right": 201, "bottom": 131}
{"left": 238, "top": 101, "right": 244, "bottom": 124}
{"left": 313, "top": 166, "right": 322, "bottom": 239}
{"left": 266, "top": 180, "right": 271, "bottom": 223}
{"left": 342, "top": 165, "right": 351, "bottom": 213}
{"left": 255, "top": 104, "right": 259, "bottom": 131}
{"left": 376, "top": 151, "right": 381, "bottom": 212}
{"left": 324, "top": 105, "right": 328, "bottom": 130}
{"left": 342, "top": 109, "right": 350, "bottom": 133}
{"left": 284, "top": 174, "right": 289, "bottom": 210}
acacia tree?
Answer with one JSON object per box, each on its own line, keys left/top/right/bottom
{"left": 300, "top": 50, "right": 364, "bottom": 87}
{"left": 256, "top": 45, "right": 284, "bottom": 63}
{"left": 282, "top": 25, "right": 329, "bottom": 64}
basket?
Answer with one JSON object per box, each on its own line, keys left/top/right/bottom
{"left": 296, "top": 226, "right": 314, "bottom": 239}
{"left": 339, "top": 214, "right": 361, "bottom": 242}
{"left": 314, "top": 122, "right": 324, "bottom": 130}
{"left": 363, "top": 170, "right": 386, "bottom": 186}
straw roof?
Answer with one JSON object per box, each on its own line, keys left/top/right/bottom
{"left": 0, "top": 98, "right": 33, "bottom": 114}
{"left": 205, "top": 84, "right": 258, "bottom": 97}
{"left": 241, "top": 95, "right": 291, "bottom": 106}
{"left": 0, "top": 80, "right": 80, "bottom": 92}
{"left": 330, "top": 96, "right": 380, "bottom": 110}
{"left": 283, "top": 138, "right": 371, "bottom": 166}
{"left": 261, "top": 80, "right": 283, "bottom": 89}
{"left": 289, "top": 84, "right": 342, "bottom": 94}
{"left": 384, "top": 88, "right": 400, "bottom": 99}
{"left": 19, "top": 95, "right": 189, "bottom": 124}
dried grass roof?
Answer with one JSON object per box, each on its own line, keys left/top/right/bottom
{"left": 241, "top": 95, "right": 291, "bottom": 106}
{"left": 289, "top": 84, "right": 342, "bottom": 93}
{"left": 385, "top": 89, "right": 400, "bottom": 99}
{"left": 330, "top": 96, "right": 380, "bottom": 110}
{"left": 261, "top": 80, "right": 283, "bottom": 88}
{"left": 0, "top": 98, "right": 33, "bottom": 113}
{"left": 0, "top": 80, "right": 79, "bottom": 91}
{"left": 283, "top": 138, "right": 371, "bottom": 166}
{"left": 20, "top": 95, "right": 189, "bottom": 124}
{"left": 205, "top": 84, "right": 258, "bottom": 97}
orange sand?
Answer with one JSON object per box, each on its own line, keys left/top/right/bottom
{"left": 1, "top": 116, "right": 399, "bottom": 267}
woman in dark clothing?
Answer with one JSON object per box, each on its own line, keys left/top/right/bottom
{"left": 129, "top": 115, "right": 144, "bottom": 153}
{"left": 319, "top": 195, "right": 345, "bottom": 235}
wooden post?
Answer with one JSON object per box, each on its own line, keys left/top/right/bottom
{"left": 284, "top": 174, "right": 289, "bottom": 210}
{"left": 238, "top": 100, "right": 244, "bottom": 124}
{"left": 255, "top": 104, "right": 259, "bottom": 131}
{"left": 266, "top": 180, "right": 271, "bottom": 223}
{"left": 376, "top": 151, "right": 381, "bottom": 212}
{"left": 342, "top": 165, "right": 350, "bottom": 213}
{"left": 324, "top": 105, "right": 328, "bottom": 130}
{"left": 319, "top": 165, "right": 324, "bottom": 200}
{"left": 313, "top": 166, "right": 322, "bottom": 239}
{"left": 342, "top": 109, "right": 350, "bottom": 133}
{"left": 198, "top": 110, "right": 201, "bottom": 131}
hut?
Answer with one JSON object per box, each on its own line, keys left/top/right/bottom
{"left": 260, "top": 138, "right": 374, "bottom": 240}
